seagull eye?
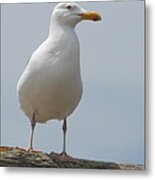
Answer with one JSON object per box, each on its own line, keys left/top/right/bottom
{"left": 66, "top": 5, "right": 72, "bottom": 10}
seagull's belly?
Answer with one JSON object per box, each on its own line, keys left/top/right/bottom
{"left": 18, "top": 64, "right": 83, "bottom": 123}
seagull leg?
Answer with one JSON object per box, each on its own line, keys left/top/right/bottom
{"left": 50, "top": 118, "right": 76, "bottom": 161}
{"left": 28, "top": 113, "right": 36, "bottom": 151}
{"left": 62, "top": 118, "right": 67, "bottom": 156}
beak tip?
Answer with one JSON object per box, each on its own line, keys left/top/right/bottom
{"left": 93, "top": 16, "right": 102, "bottom": 21}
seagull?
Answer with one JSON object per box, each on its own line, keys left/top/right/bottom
{"left": 17, "top": 2, "right": 101, "bottom": 156}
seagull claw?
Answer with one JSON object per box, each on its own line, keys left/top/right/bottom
{"left": 50, "top": 151, "right": 74, "bottom": 162}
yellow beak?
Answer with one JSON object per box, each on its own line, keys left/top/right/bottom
{"left": 79, "top": 11, "right": 102, "bottom": 21}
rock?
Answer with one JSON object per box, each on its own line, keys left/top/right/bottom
{"left": 0, "top": 146, "right": 144, "bottom": 170}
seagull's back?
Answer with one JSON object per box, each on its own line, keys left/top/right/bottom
{"left": 17, "top": 20, "right": 83, "bottom": 123}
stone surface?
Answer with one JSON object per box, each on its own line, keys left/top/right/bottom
{"left": 0, "top": 146, "right": 144, "bottom": 170}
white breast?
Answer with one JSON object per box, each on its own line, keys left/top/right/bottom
{"left": 17, "top": 28, "right": 83, "bottom": 123}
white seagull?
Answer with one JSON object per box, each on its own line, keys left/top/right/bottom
{"left": 17, "top": 2, "right": 101, "bottom": 156}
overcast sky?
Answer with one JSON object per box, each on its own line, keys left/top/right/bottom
{"left": 1, "top": 1, "right": 144, "bottom": 164}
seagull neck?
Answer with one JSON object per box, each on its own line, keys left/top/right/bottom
{"left": 48, "top": 21, "right": 76, "bottom": 39}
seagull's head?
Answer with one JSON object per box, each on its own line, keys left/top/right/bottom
{"left": 52, "top": 2, "right": 101, "bottom": 28}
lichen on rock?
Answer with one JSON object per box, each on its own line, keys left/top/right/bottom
{"left": 0, "top": 146, "right": 144, "bottom": 170}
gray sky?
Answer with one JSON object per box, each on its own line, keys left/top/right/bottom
{"left": 1, "top": 1, "right": 144, "bottom": 164}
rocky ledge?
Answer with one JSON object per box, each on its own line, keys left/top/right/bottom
{"left": 0, "top": 146, "right": 144, "bottom": 170}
